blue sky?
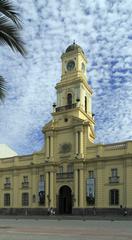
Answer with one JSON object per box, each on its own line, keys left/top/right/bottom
{"left": 0, "top": 0, "right": 132, "bottom": 155}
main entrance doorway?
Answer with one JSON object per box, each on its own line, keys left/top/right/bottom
{"left": 59, "top": 185, "right": 72, "bottom": 214}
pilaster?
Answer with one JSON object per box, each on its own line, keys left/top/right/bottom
{"left": 45, "top": 172, "right": 49, "bottom": 207}
{"left": 80, "top": 130, "right": 84, "bottom": 156}
{"left": 74, "top": 170, "right": 78, "bottom": 207}
{"left": 12, "top": 170, "right": 18, "bottom": 208}
{"left": 96, "top": 162, "right": 104, "bottom": 207}
{"left": 79, "top": 169, "right": 84, "bottom": 207}
{"left": 46, "top": 137, "right": 49, "bottom": 158}
{"left": 75, "top": 132, "right": 78, "bottom": 154}
{"left": 50, "top": 172, "right": 54, "bottom": 207}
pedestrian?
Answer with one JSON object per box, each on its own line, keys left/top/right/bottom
{"left": 50, "top": 207, "right": 55, "bottom": 215}
{"left": 123, "top": 207, "right": 127, "bottom": 216}
{"left": 120, "top": 205, "right": 123, "bottom": 215}
{"left": 93, "top": 207, "right": 96, "bottom": 216}
{"left": 47, "top": 207, "right": 50, "bottom": 215}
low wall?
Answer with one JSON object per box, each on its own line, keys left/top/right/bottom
{"left": 0, "top": 208, "right": 132, "bottom": 216}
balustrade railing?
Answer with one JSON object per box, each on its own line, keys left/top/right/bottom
{"left": 56, "top": 103, "right": 76, "bottom": 112}
{"left": 56, "top": 172, "right": 73, "bottom": 179}
{"left": 104, "top": 143, "right": 126, "bottom": 151}
{"left": 109, "top": 176, "right": 120, "bottom": 183}
{"left": 4, "top": 183, "right": 11, "bottom": 189}
{"left": 22, "top": 182, "right": 29, "bottom": 188}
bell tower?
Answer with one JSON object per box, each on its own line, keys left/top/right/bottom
{"left": 61, "top": 41, "right": 87, "bottom": 81}
{"left": 43, "top": 43, "right": 95, "bottom": 163}
{"left": 53, "top": 42, "right": 94, "bottom": 124}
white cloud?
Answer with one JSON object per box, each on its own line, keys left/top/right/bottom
{"left": 0, "top": 0, "right": 132, "bottom": 154}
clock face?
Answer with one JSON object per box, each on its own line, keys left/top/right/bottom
{"left": 67, "top": 60, "right": 75, "bottom": 71}
{"left": 82, "top": 62, "right": 85, "bottom": 72}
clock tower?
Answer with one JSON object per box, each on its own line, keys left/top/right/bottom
{"left": 43, "top": 43, "right": 95, "bottom": 161}
{"left": 61, "top": 42, "right": 87, "bottom": 80}
{"left": 54, "top": 42, "right": 94, "bottom": 124}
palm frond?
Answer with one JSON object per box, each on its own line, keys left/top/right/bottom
{"left": 0, "top": 16, "right": 26, "bottom": 56}
{"left": 0, "top": 75, "right": 6, "bottom": 101}
{"left": 0, "top": 0, "right": 21, "bottom": 28}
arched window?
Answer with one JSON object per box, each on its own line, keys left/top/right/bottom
{"left": 85, "top": 96, "right": 87, "bottom": 113}
{"left": 67, "top": 164, "right": 73, "bottom": 173}
{"left": 59, "top": 166, "right": 63, "bottom": 174}
{"left": 109, "top": 189, "right": 119, "bottom": 205}
{"left": 67, "top": 93, "right": 72, "bottom": 105}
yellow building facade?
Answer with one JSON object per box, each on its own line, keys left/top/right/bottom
{"left": 0, "top": 43, "right": 132, "bottom": 215}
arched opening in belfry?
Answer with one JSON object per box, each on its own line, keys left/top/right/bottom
{"left": 67, "top": 93, "right": 72, "bottom": 105}
{"left": 85, "top": 96, "right": 87, "bottom": 113}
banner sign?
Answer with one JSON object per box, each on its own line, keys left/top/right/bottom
{"left": 39, "top": 181, "right": 45, "bottom": 192}
{"left": 86, "top": 178, "right": 95, "bottom": 197}
{"left": 38, "top": 181, "right": 45, "bottom": 204}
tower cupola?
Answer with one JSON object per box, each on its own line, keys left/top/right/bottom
{"left": 61, "top": 42, "right": 87, "bottom": 81}
{"left": 65, "top": 42, "right": 84, "bottom": 54}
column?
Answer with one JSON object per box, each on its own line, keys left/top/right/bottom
{"left": 12, "top": 170, "right": 18, "bottom": 208}
{"left": 51, "top": 136, "right": 54, "bottom": 158}
{"left": 96, "top": 162, "right": 104, "bottom": 207}
{"left": 74, "top": 170, "right": 78, "bottom": 207}
{"left": 45, "top": 172, "right": 49, "bottom": 207}
{"left": 75, "top": 132, "right": 78, "bottom": 154}
{"left": 46, "top": 137, "right": 49, "bottom": 158}
{"left": 125, "top": 159, "right": 132, "bottom": 207}
{"left": 50, "top": 172, "right": 54, "bottom": 207}
{"left": 79, "top": 169, "right": 84, "bottom": 207}
{"left": 80, "top": 131, "right": 83, "bottom": 155}
{"left": 31, "top": 169, "right": 37, "bottom": 207}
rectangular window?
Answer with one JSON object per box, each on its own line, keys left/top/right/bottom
{"left": 89, "top": 170, "right": 94, "bottom": 179}
{"left": 23, "top": 176, "right": 28, "bottom": 183}
{"left": 85, "top": 96, "right": 87, "bottom": 113}
{"left": 67, "top": 164, "right": 73, "bottom": 173}
{"left": 4, "top": 177, "right": 11, "bottom": 189}
{"left": 4, "top": 193, "right": 10, "bottom": 206}
{"left": 39, "top": 175, "right": 45, "bottom": 205}
{"left": 5, "top": 177, "right": 10, "bottom": 183}
{"left": 22, "top": 193, "right": 29, "bottom": 206}
{"left": 40, "top": 175, "right": 44, "bottom": 182}
{"left": 110, "top": 189, "right": 119, "bottom": 205}
{"left": 111, "top": 168, "right": 117, "bottom": 177}
{"left": 59, "top": 166, "right": 63, "bottom": 174}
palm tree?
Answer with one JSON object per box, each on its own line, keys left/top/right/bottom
{"left": 0, "top": 0, "right": 26, "bottom": 101}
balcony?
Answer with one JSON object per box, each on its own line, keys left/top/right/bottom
{"left": 109, "top": 176, "right": 120, "bottom": 184}
{"left": 56, "top": 172, "right": 73, "bottom": 179}
{"left": 22, "top": 182, "right": 29, "bottom": 188}
{"left": 4, "top": 183, "right": 11, "bottom": 189}
{"left": 56, "top": 103, "right": 77, "bottom": 112}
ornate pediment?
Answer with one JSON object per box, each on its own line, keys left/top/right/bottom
{"left": 71, "top": 116, "right": 84, "bottom": 126}
{"left": 42, "top": 120, "right": 54, "bottom": 132}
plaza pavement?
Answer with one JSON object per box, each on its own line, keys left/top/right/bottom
{"left": 0, "top": 216, "right": 132, "bottom": 240}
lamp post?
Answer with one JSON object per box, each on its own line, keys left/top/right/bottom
{"left": 52, "top": 103, "right": 56, "bottom": 112}
{"left": 76, "top": 98, "right": 80, "bottom": 107}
